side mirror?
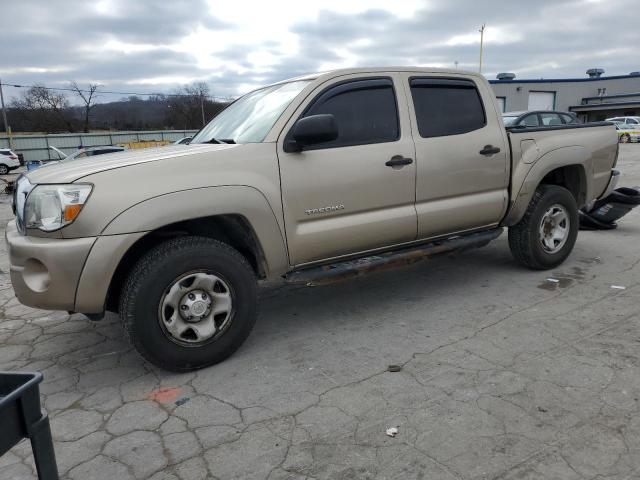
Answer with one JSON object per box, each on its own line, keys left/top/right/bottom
{"left": 284, "top": 114, "right": 338, "bottom": 152}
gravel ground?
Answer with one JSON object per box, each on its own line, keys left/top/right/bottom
{"left": 1, "top": 145, "right": 639, "bottom": 480}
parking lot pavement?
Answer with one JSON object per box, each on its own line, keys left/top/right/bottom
{"left": 1, "top": 147, "right": 639, "bottom": 480}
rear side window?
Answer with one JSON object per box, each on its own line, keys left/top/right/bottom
{"left": 410, "top": 78, "right": 486, "bottom": 138}
{"left": 302, "top": 78, "right": 399, "bottom": 148}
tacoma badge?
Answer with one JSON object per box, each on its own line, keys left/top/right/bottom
{"left": 305, "top": 204, "right": 345, "bottom": 215}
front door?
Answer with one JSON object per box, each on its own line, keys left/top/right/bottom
{"left": 401, "top": 74, "right": 510, "bottom": 239}
{"left": 277, "top": 74, "right": 417, "bottom": 266}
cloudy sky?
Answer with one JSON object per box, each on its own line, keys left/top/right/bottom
{"left": 1, "top": 0, "right": 638, "bottom": 103}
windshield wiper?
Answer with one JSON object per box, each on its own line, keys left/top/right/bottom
{"left": 205, "top": 138, "right": 236, "bottom": 144}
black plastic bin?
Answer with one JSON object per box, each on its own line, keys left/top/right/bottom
{"left": 0, "top": 372, "right": 59, "bottom": 480}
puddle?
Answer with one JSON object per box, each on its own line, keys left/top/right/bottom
{"left": 579, "top": 257, "right": 602, "bottom": 265}
{"left": 538, "top": 277, "right": 574, "bottom": 290}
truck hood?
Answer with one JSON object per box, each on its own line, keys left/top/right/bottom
{"left": 25, "top": 144, "right": 239, "bottom": 184}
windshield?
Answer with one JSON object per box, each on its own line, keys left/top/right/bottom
{"left": 191, "top": 80, "right": 311, "bottom": 144}
{"left": 502, "top": 115, "right": 519, "bottom": 126}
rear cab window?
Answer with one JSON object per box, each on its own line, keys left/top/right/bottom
{"left": 296, "top": 77, "right": 399, "bottom": 149}
{"left": 409, "top": 77, "right": 486, "bottom": 137}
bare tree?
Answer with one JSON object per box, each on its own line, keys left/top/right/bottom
{"left": 12, "top": 84, "right": 75, "bottom": 132}
{"left": 70, "top": 82, "right": 101, "bottom": 132}
{"left": 168, "top": 82, "right": 211, "bottom": 129}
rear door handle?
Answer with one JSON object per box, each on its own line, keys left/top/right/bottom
{"left": 479, "top": 145, "right": 501, "bottom": 156}
{"left": 386, "top": 155, "right": 413, "bottom": 167}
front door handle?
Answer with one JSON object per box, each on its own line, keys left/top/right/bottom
{"left": 479, "top": 145, "right": 501, "bottom": 156}
{"left": 386, "top": 155, "right": 413, "bottom": 167}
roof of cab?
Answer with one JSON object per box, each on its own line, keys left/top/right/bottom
{"left": 270, "top": 67, "right": 486, "bottom": 86}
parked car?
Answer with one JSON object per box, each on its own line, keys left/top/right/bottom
{"left": 28, "top": 146, "right": 127, "bottom": 171}
{"left": 7, "top": 67, "right": 619, "bottom": 371}
{"left": 0, "top": 148, "right": 22, "bottom": 175}
{"left": 614, "top": 124, "right": 640, "bottom": 143}
{"left": 502, "top": 110, "right": 580, "bottom": 127}
{"left": 606, "top": 116, "right": 640, "bottom": 126}
{"left": 50, "top": 145, "right": 125, "bottom": 162}
{"left": 172, "top": 137, "right": 192, "bottom": 145}
{"left": 606, "top": 117, "right": 640, "bottom": 143}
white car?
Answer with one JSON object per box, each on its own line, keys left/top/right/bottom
{"left": 0, "top": 148, "right": 21, "bottom": 175}
{"left": 614, "top": 125, "right": 640, "bottom": 143}
{"left": 606, "top": 116, "right": 640, "bottom": 126}
{"left": 606, "top": 116, "right": 640, "bottom": 143}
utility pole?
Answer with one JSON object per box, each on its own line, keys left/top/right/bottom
{"left": 200, "top": 94, "right": 206, "bottom": 127}
{"left": 0, "top": 78, "right": 14, "bottom": 150}
{"left": 478, "top": 24, "right": 486, "bottom": 74}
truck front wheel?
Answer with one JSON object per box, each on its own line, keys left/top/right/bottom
{"left": 119, "top": 236, "right": 257, "bottom": 371}
{"left": 508, "top": 185, "right": 579, "bottom": 270}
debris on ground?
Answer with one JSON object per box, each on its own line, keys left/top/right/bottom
{"left": 580, "top": 186, "right": 640, "bottom": 230}
{"left": 546, "top": 278, "right": 560, "bottom": 283}
{"left": 387, "top": 365, "right": 402, "bottom": 372}
{"left": 386, "top": 427, "right": 399, "bottom": 438}
{"left": 145, "top": 387, "right": 182, "bottom": 404}
{"left": 611, "top": 285, "right": 627, "bottom": 290}
{"left": 175, "top": 397, "right": 190, "bottom": 406}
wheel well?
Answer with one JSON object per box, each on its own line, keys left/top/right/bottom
{"left": 539, "top": 165, "right": 587, "bottom": 206}
{"left": 105, "top": 214, "right": 266, "bottom": 312}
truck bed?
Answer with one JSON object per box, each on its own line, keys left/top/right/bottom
{"left": 504, "top": 121, "right": 618, "bottom": 224}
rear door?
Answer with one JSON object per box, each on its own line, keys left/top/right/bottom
{"left": 402, "top": 74, "right": 509, "bottom": 239}
{"left": 277, "top": 74, "right": 417, "bottom": 265}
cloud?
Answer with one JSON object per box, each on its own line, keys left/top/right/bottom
{"left": 1, "top": 0, "right": 638, "bottom": 102}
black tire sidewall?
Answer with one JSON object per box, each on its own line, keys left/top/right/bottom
{"left": 126, "top": 240, "right": 256, "bottom": 370}
{"left": 527, "top": 187, "right": 578, "bottom": 268}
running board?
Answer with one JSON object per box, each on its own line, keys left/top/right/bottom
{"left": 285, "top": 228, "right": 503, "bottom": 285}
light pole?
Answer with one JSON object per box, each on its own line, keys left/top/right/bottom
{"left": 0, "top": 78, "right": 14, "bottom": 150}
{"left": 200, "top": 94, "right": 206, "bottom": 127}
{"left": 478, "top": 24, "right": 486, "bottom": 74}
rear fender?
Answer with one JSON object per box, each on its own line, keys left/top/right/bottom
{"left": 503, "top": 146, "right": 591, "bottom": 226}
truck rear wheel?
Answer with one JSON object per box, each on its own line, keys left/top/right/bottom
{"left": 508, "top": 185, "right": 578, "bottom": 270}
{"left": 119, "top": 236, "right": 257, "bottom": 371}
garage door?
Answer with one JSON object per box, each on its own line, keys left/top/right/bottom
{"left": 528, "top": 91, "right": 555, "bottom": 110}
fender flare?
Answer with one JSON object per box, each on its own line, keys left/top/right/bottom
{"left": 102, "top": 185, "right": 289, "bottom": 274}
{"left": 503, "top": 146, "right": 591, "bottom": 226}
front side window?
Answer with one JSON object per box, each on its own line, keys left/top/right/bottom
{"left": 410, "top": 78, "right": 486, "bottom": 138}
{"left": 560, "top": 114, "right": 576, "bottom": 124}
{"left": 521, "top": 114, "right": 540, "bottom": 127}
{"left": 191, "top": 80, "right": 311, "bottom": 144}
{"left": 300, "top": 78, "right": 399, "bottom": 149}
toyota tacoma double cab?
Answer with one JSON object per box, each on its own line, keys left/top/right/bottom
{"left": 7, "top": 68, "right": 619, "bottom": 371}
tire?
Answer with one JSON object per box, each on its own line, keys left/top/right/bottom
{"left": 620, "top": 134, "right": 630, "bottom": 144}
{"left": 0, "top": 164, "right": 9, "bottom": 175}
{"left": 119, "top": 236, "right": 257, "bottom": 371}
{"left": 508, "top": 185, "right": 579, "bottom": 270}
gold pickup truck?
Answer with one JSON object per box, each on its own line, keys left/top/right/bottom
{"left": 7, "top": 68, "right": 619, "bottom": 371}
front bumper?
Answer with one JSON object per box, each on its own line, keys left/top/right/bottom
{"left": 5, "top": 220, "right": 96, "bottom": 311}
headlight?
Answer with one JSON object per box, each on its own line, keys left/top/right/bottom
{"left": 24, "top": 184, "right": 93, "bottom": 232}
